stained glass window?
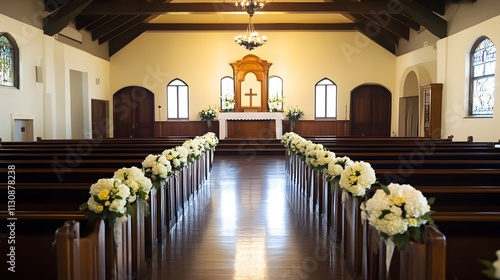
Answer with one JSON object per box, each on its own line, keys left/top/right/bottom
{"left": 315, "top": 78, "right": 337, "bottom": 119}
{"left": 167, "top": 78, "right": 189, "bottom": 119}
{"left": 0, "top": 33, "right": 18, "bottom": 88}
{"left": 470, "top": 37, "right": 496, "bottom": 116}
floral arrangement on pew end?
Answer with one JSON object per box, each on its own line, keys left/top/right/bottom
{"left": 199, "top": 105, "right": 218, "bottom": 128}
{"left": 285, "top": 106, "right": 304, "bottom": 131}
{"left": 142, "top": 154, "right": 173, "bottom": 189}
{"left": 268, "top": 96, "right": 283, "bottom": 112}
{"left": 360, "top": 182, "right": 435, "bottom": 251}
{"left": 221, "top": 94, "right": 235, "bottom": 112}
{"left": 113, "top": 166, "right": 153, "bottom": 217}
{"left": 479, "top": 250, "right": 500, "bottom": 279}
{"left": 338, "top": 161, "right": 376, "bottom": 197}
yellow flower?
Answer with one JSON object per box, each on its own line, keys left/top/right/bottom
{"left": 407, "top": 218, "right": 418, "bottom": 227}
{"left": 105, "top": 201, "right": 110, "bottom": 206}
{"left": 393, "top": 196, "right": 404, "bottom": 206}
{"left": 98, "top": 189, "right": 110, "bottom": 200}
{"left": 166, "top": 155, "right": 174, "bottom": 161}
{"left": 145, "top": 195, "right": 149, "bottom": 200}
{"left": 96, "top": 205, "right": 104, "bottom": 213}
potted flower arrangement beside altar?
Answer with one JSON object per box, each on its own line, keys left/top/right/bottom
{"left": 285, "top": 106, "right": 304, "bottom": 132}
{"left": 268, "top": 96, "right": 283, "bottom": 112}
{"left": 199, "top": 106, "right": 217, "bottom": 130}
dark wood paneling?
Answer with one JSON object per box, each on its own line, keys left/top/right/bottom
{"left": 155, "top": 121, "right": 218, "bottom": 137}
{"left": 91, "top": 99, "right": 109, "bottom": 139}
{"left": 283, "top": 120, "right": 350, "bottom": 136}
{"left": 350, "top": 85, "right": 391, "bottom": 137}
{"left": 155, "top": 120, "right": 351, "bottom": 138}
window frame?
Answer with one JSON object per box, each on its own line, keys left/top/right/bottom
{"left": 468, "top": 36, "right": 496, "bottom": 117}
{"left": 314, "top": 78, "right": 337, "bottom": 120}
{"left": 268, "top": 75, "right": 284, "bottom": 111}
{"left": 220, "top": 76, "right": 235, "bottom": 111}
{"left": 0, "top": 32, "right": 20, "bottom": 89}
{"left": 166, "top": 78, "right": 189, "bottom": 120}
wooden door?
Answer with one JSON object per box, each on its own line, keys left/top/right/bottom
{"left": 91, "top": 99, "right": 109, "bottom": 139}
{"left": 350, "top": 85, "right": 391, "bottom": 137}
{"left": 113, "top": 87, "right": 154, "bottom": 138}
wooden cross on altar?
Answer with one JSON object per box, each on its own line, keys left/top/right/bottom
{"left": 244, "top": 88, "right": 258, "bottom": 107}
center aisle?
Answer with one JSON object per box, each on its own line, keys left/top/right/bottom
{"left": 146, "top": 155, "right": 344, "bottom": 280}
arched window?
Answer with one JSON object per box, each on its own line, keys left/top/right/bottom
{"left": 220, "top": 76, "right": 235, "bottom": 112}
{"left": 167, "top": 78, "right": 189, "bottom": 120}
{"left": 268, "top": 76, "right": 283, "bottom": 111}
{"left": 469, "top": 37, "right": 496, "bottom": 116}
{"left": 0, "top": 32, "right": 19, "bottom": 88}
{"left": 315, "top": 78, "right": 337, "bottom": 119}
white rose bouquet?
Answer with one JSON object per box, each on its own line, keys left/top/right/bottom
{"left": 113, "top": 166, "right": 152, "bottom": 204}
{"left": 360, "top": 183, "right": 434, "bottom": 251}
{"left": 142, "top": 154, "right": 172, "bottom": 189}
{"left": 79, "top": 178, "right": 131, "bottom": 226}
{"left": 163, "top": 147, "right": 188, "bottom": 172}
{"left": 326, "top": 156, "right": 354, "bottom": 183}
{"left": 338, "top": 161, "right": 376, "bottom": 197}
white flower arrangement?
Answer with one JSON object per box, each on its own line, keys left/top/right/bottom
{"left": 360, "top": 183, "right": 434, "bottom": 251}
{"left": 221, "top": 94, "right": 235, "bottom": 112}
{"left": 163, "top": 147, "right": 188, "bottom": 172}
{"left": 142, "top": 154, "right": 172, "bottom": 189}
{"left": 80, "top": 178, "right": 131, "bottom": 225}
{"left": 113, "top": 166, "right": 152, "bottom": 204}
{"left": 480, "top": 250, "right": 500, "bottom": 279}
{"left": 199, "top": 106, "right": 217, "bottom": 121}
{"left": 338, "top": 161, "right": 376, "bottom": 197}
{"left": 285, "top": 106, "right": 304, "bottom": 121}
{"left": 268, "top": 96, "right": 283, "bottom": 112}
{"left": 326, "top": 156, "right": 354, "bottom": 183}
{"left": 203, "top": 132, "right": 219, "bottom": 149}
{"left": 182, "top": 138, "right": 203, "bottom": 162}
{"left": 305, "top": 143, "right": 335, "bottom": 170}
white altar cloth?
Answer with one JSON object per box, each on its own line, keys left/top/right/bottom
{"left": 218, "top": 112, "right": 284, "bottom": 139}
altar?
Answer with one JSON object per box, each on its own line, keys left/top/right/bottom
{"left": 218, "top": 112, "right": 284, "bottom": 139}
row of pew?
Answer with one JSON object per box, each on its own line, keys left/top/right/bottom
{"left": 284, "top": 135, "right": 500, "bottom": 280}
{"left": 0, "top": 137, "right": 215, "bottom": 279}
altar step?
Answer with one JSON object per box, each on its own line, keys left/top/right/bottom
{"left": 214, "top": 138, "right": 286, "bottom": 155}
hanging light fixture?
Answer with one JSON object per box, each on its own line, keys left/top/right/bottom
{"left": 234, "top": 0, "right": 266, "bottom": 17}
{"left": 234, "top": 0, "right": 267, "bottom": 51}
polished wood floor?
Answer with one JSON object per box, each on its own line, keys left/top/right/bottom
{"left": 145, "top": 155, "right": 347, "bottom": 280}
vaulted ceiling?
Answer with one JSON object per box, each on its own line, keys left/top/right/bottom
{"left": 42, "top": 0, "right": 474, "bottom": 57}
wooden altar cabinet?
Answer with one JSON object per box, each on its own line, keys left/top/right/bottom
{"left": 218, "top": 112, "right": 284, "bottom": 139}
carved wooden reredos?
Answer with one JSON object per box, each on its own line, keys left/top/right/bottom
{"left": 230, "top": 54, "right": 272, "bottom": 112}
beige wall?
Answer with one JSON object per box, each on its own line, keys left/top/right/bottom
{"left": 396, "top": 15, "right": 500, "bottom": 142}
{"left": 0, "top": 14, "right": 111, "bottom": 141}
{"left": 110, "top": 30, "right": 396, "bottom": 123}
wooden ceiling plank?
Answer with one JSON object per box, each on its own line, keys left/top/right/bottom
{"left": 99, "top": 15, "right": 151, "bottom": 44}
{"left": 85, "top": 15, "right": 119, "bottom": 31}
{"left": 391, "top": 14, "right": 420, "bottom": 31}
{"left": 109, "top": 24, "right": 147, "bottom": 56}
{"left": 354, "top": 22, "right": 396, "bottom": 54}
{"left": 92, "top": 15, "right": 137, "bottom": 41}
{"left": 351, "top": 15, "right": 400, "bottom": 45}
{"left": 75, "top": 15, "right": 104, "bottom": 30}
{"left": 43, "top": 0, "right": 94, "bottom": 36}
{"left": 44, "top": 0, "right": 70, "bottom": 13}
{"left": 359, "top": 14, "right": 410, "bottom": 41}
{"left": 144, "top": 23, "right": 357, "bottom": 31}
{"left": 399, "top": 0, "right": 447, "bottom": 38}
{"left": 80, "top": 2, "right": 393, "bottom": 15}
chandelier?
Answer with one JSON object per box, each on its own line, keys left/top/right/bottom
{"left": 234, "top": 0, "right": 265, "bottom": 17}
{"left": 234, "top": 0, "right": 267, "bottom": 51}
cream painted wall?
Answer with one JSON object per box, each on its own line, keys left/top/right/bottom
{"left": 0, "top": 14, "right": 44, "bottom": 141}
{"left": 436, "top": 16, "right": 500, "bottom": 142}
{"left": 396, "top": 15, "right": 500, "bottom": 142}
{"left": 110, "top": 30, "right": 396, "bottom": 124}
{"left": 0, "top": 14, "right": 111, "bottom": 141}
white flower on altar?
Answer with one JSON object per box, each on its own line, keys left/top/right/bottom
{"left": 338, "top": 161, "right": 376, "bottom": 196}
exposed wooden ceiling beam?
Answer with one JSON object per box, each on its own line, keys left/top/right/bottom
{"left": 98, "top": 15, "right": 152, "bottom": 44}
{"left": 391, "top": 14, "right": 420, "bottom": 31}
{"left": 109, "top": 24, "right": 147, "bottom": 56}
{"left": 354, "top": 22, "right": 396, "bottom": 54}
{"left": 399, "top": 0, "right": 447, "bottom": 38}
{"left": 91, "top": 15, "right": 137, "bottom": 41}
{"left": 144, "top": 23, "right": 358, "bottom": 31}
{"left": 80, "top": 2, "right": 393, "bottom": 15}
{"left": 358, "top": 14, "right": 410, "bottom": 41}
{"left": 43, "top": 0, "right": 94, "bottom": 36}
